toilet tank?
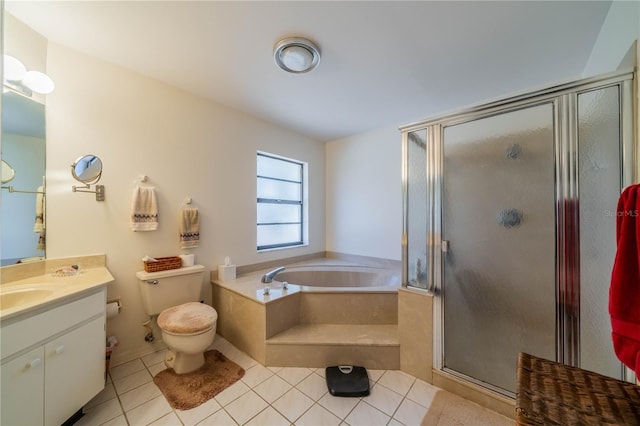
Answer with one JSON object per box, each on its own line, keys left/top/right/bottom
{"left": 136, "top": 265, "right": 205, "bottom": 316}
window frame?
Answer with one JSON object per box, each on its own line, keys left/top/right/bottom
{"left": 256, "top": 152, "right": 304, "bottom": 251}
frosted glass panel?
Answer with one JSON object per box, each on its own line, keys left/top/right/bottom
{"left": 257, "top": 155, "right": 301, "bottom": 182}
{"left": 257, "top": 203, "right": 301, "bottom": 224}
{"left": 257, "top": 177, "right": 301, "bottom": 201}
{"left": 578, "top": 86, "right": 623, "bottom": 379}
{"left": 257, "top": 224, "right": 301, "bottom": 247}
{"left": 442, "top": 104, "right": 556, "bottom": 394}
{"left": 407, "top": 130, "right": 428, "bottom": 288}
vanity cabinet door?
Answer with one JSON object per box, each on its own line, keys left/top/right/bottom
{"left": 44, "top": 317, "right": 105, "bottom": 425}
{"left": 1, "top": 346, "right": 45, "bottom": 426}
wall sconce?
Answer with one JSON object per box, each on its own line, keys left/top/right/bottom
{"left": 3, "top": 54, "right": 55, "bottom": 96}
{"left": 71, "top": 154, "right": 105, "bottom": 201}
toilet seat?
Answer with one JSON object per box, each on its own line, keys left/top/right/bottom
{"left": 157, "top": 302, "right": 217, "bottom": 335}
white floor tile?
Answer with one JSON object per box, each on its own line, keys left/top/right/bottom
{"left": 149, "top": 411, "right": 182, "bottom": 426}
{"left": 148, "top": 362, "right": 167, "bottom": 377}
{"left": 224, "top": 391, "right": 269, "bottom": 425}
{"left": 344, "top": 401, "right": 390, "bottom": 426}
{"left": 253, "top": 374, "right": 293, "bottom": 403}
{"left": 406, "top": 379, "right": 439, "bottom": 408}
{"left": 112, "top": 368, "right": 153, "bottom": 394}
{"left": 197, "top": 408, "right": 238, "bottom": 426}
{"left": 125, "top": 395, "right": 172, "bottom": 426}
{"left": 242, "top": 363, "right": 274, "bottom": 387}
{"left": 363, "top": 383, "right": 403, "bottom": 416}
{"left": 377, "top": 370, "right": 415, "bottom": 396}
{"left": 272, "top": 388, "right": 314, "bottom": 422}
{"left": 245, "top": 406, "right": 290, "bottom": 426}
{"left": 295, "top": 403, "right": 341, "bottom": 426}
{"left": 219, "top": 345, "right": 256, "bottom": 370}
{"left": 277, "top": 367, "right": 313, "bottom": 386}
{"left": 176, "top": 397, "right": 222, "bottom": 426}
{"left": 296, "top": 372, "right": 328, "bottom": 401}
{"left": 393, "top": 398, "right": 428, "bottom": 425}
{"left": 85, "top": 381, "right": 117, "bottom": 409}
{"left": 89, "top": 330, "right": 505, "bottom": 426}
{"left": 99, "top": 414, "right": 129, "bottom": 426}
{"left": 109, "top": 358, "right": 146, "bottom": 381}
{"left": 76, "top": 398, "right": 123, "bottom": 426}
{"left": 119, "top": 381, "right": 162, "bottom": 412}
{"left": 215, "top": 379, "right": 250, "bottom": 407}
{"left": 367, "top": 369, "right": 384, "bottom": 383}
{"left": 318, "top": 393, "right": 359, "bottom": 420}
{"left": 141, "top": 349, "right": 169, "bottom": 368}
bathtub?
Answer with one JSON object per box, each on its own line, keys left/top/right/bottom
{"left": 272, "top": 265, "right": 400, "bottom": 291}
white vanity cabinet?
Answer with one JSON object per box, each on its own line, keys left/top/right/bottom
{"left": 0, "top": 288, "right": 106, "bottom": 426}
{"left": 1, "top": 346, "right": 45, "bottom": 426}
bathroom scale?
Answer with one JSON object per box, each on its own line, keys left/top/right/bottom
{"left": 325, "top": 365, "right": 370, "bottom": 397}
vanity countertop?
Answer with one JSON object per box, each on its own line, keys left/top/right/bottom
{"left": 0, "top": 266, "right": 114, "bottom": 321}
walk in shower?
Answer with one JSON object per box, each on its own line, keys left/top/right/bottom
{"left": 401, "top": 70, "right": 636, "bottom": 397}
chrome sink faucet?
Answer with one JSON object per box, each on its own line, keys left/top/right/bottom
{"left": 261, "top": 267, "right": 285, "bottom": 283}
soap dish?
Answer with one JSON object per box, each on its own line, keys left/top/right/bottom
{"left": 51, "top": 265, "right": 80, "bottom": 277}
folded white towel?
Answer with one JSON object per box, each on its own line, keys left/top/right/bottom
{"left": 33, "top": 186, "right": 45, "bottom": 233}
{"left": 180, "top": 207, "right": 200, "bottom": 248}
{"left": 131, "top": 186, "right": 158, "bottom": 231}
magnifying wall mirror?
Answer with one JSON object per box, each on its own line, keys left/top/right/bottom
{"left": 71, "top": 154, "right": 102, "bottom": 184}
{"left": 71, "top": 154, "right": 105, "bottom": 201}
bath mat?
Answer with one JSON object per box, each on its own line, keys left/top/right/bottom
{"left": 153, "top": 350, "right": 245, "bottom": 410}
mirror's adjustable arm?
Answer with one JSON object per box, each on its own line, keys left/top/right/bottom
{"left": 1, "top": 186, "right": 45, "bottom": 194}
{"left": 72, "top": 184, "right": 105, "bottom": 201}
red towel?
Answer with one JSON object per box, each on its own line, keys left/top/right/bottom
{"left": 609, "top": 184, "right": 640, "bottom": 376}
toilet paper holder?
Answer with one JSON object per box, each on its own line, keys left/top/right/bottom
{"left": 106, "top": 299, "right": 122, "bottom": 319}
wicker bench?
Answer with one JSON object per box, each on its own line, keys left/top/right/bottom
{"left": 516, "top": 352, "right": 640, "bottom": 425}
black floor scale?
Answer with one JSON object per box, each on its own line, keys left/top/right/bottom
{"left": 325, "top": 365, "right": 370, "bottom": 397}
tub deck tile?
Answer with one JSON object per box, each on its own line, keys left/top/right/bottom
{"left": 266, "top": 324, "right": 398, "bottom": 346}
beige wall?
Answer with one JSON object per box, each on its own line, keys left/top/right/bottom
{"left": 325, "top": 125, "right": 402, "bottom": 261}
{"left": 43, "top": 42, "right": 325, "bottom": 364}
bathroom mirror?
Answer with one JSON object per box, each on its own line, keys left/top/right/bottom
{"left": 71, "top": 155, "right": 102, "bottom": 184}
{"left": 1, "top": 90, "right": 46, "bottom": 266}
{"left": 1, "top": 160, "right": 17, "bottom": 183}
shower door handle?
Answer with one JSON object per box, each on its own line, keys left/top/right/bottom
{"left": 441, "top": 240, "right": 450, "bottom": 253}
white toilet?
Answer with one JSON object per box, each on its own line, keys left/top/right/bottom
{"left": 136, "top": 265, "right": 218, "bottom": 374}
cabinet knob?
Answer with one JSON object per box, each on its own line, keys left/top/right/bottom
{"left": 55, "top": 345, "right": 65, "bottom": 355}
{"left": 28, "top": 358, "right": 42, "bottom": 369}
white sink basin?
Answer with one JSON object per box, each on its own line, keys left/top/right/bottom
{"left": 0, "top": 284, "right": 59, "bottom": 310}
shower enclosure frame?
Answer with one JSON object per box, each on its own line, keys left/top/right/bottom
{"left": 401, "top": 69, "right": 637, "bottom": 397}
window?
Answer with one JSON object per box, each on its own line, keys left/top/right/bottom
{"left": 257, "top": 152, "right": 305, "bottom": 250}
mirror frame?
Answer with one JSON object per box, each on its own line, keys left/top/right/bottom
{"left": 71, "top": 154, "right": 103, "bottom": 184}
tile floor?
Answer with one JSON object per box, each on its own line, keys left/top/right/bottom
{"left": 76, "top": 335, "right": 494, "bottom": 426}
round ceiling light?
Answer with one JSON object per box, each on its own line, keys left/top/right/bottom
{"left": 274, "top": 37, "right": 320, "bottom": 74}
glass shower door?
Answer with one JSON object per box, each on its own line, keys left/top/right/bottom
{"left": 442, "top": 103, "right": 557, "bottom": 394}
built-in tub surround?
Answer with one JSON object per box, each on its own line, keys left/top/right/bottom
{"left": 211, "top": 259, "right": 400, "bottom": 369}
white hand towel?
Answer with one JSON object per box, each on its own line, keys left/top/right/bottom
{"left": 131, "top": 186, "right": 158, "bottom": 231}
{"left": 33, "top": 186, "right": 45, "bottom": 233}
{"left": 180, "top": 207, "right": 200, "bottom": 248}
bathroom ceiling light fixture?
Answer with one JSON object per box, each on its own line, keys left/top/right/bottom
{"left": 3, "top": 54, "right": 55, "bottom": 95}
{"left": 274, "top": 37, "right": 320, "bottom": 74}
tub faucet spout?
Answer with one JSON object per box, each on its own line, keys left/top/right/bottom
{"left": 261, "top": 267, "right": 285, "bottom": 283}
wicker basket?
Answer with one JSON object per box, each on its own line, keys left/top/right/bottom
{"left": 143, "top": 256, "right": 182, "bottom": 273}
{"left": 516, "top": 352, "right": 640, "bottom": 425}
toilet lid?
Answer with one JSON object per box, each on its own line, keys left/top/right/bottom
{"left": 157, "top": 302, "right": 217, "bottom": 334}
